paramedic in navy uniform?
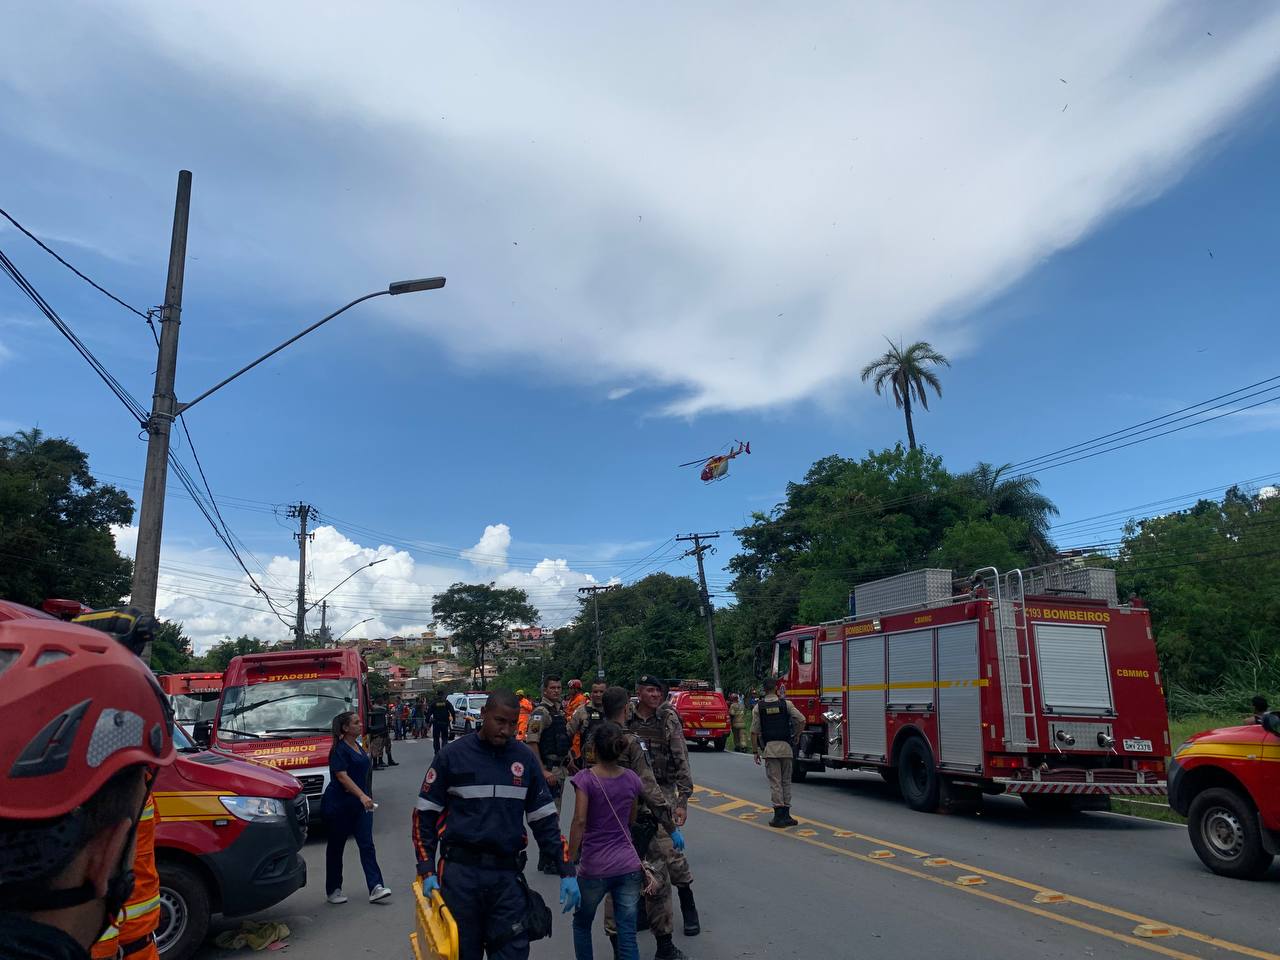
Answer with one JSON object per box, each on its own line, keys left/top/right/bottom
{"left": 413, "top": 688, "right": 581, "bottom": 960}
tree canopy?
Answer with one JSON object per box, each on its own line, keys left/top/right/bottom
{"left": 860, "top": 340, "right": 950, "bottom": 451}
{"left": 0, "top": 428, "right": 134, "bottom": 607}
{"left": 432, "top": 582, "right": 539, "bottom": 689}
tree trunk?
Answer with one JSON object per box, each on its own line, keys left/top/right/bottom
{"left": 902, "top": 390, "right": 917, "bottom": 451}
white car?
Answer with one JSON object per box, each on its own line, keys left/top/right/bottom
{"left": 447, "top": 692, "right": 486, "bottom": 734}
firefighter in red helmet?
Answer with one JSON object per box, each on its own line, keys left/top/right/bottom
{"left": 0, "top": 615, "right": 175, "bottom": 960}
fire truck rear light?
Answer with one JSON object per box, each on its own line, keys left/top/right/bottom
{"left": 1136, "top": 759, "right": 1164, "bottom": 773}
{"left": 989, "top": 756, "right": 1024, "bottom": 769}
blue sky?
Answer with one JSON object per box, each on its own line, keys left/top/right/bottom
{"left": 2, "top": 3, "right": 1278, "bottom": 650}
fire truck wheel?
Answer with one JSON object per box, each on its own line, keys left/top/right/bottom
{"left": 1188, "top": 787, "right": 1274, "bottom": 880}
{"left": 897, "top": 737, "right": 940, "bottom": 812}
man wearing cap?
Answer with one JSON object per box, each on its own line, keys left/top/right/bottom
{"left": 627, "top": 675, "right": 698, "bottom": 957}
{"left": 525, "top": 675, "right": 572, "bottom": 874}
{"left": 751, "top": 676, "right": 806, "bottom": 827}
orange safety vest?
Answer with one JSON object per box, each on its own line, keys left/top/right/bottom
{"left": 566, "top": 693, "right": 587, "bottom": 718}
{"left": 92, "top": 798, "right": 160, "bottom": 960}
{"left": 516, "top": 698, "right": 534, "bottom": 740}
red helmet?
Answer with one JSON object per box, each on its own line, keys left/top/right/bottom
{"left": 569, "top": 679, "right": 583, "bottom": 690}
{"left": 0, "top": 618, "right": 175, "bottom": 821}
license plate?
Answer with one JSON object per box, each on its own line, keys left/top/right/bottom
{"left": 695, "top": 729, "right": 710, "bottom": 737}
{"left": 1123, "top": 738, "right": 1153, "bottom": 753}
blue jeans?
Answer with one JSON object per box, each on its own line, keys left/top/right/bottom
{"left": 573, "top": 870, "right": 642, "bottom": 960}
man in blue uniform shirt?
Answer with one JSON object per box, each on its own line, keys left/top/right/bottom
{"left": 412, "top": 689, "right": 580, "bottom": 960}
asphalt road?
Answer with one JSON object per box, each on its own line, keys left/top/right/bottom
{"left": 196, "top": 737, "right": 1279, "bottom": 960}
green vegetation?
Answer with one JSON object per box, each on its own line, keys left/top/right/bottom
{"left": 432, "top": 582, "right": 539, "bottom": 690}
{"left": 0, "top": 428, "right": 133, "bottom": 607}
{"left": 860, "top": 340, "right": 950, "bottom": 451}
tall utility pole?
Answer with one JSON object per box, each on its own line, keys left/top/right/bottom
{"left": 132, "top": 170, "right": 192, "bottom": 625}
{"left": 678, "top": 532, "right": 723, "bottom": 692}
{"left": 319, "top": 600, "right": 330, "bottom": 646}
{"left": 288, "top": 503, "right": 314, "bottom": 648}
{"left": 578, "top": 584, "right": 617, "bottom": 680}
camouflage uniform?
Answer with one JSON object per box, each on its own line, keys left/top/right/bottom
{"left": 729, "top": 699, "right": 749, "bottom": 752}
{"left": 525, "top": 696, "right": 571, "bottom": 813}
{"left": 626, "top": 701, "right": 693, "bottom": 937}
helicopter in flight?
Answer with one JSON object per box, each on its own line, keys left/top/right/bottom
{"left": 679, "top": 440, "right": 751, "bottom": 484}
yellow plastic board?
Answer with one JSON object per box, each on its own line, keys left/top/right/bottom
{"left": 409, "top": 879, "right": 460, "bottom": 960}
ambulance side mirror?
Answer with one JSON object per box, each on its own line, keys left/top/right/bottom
{"left": 194, "top": 719, "right": 212, "bottom": 748}
{"left": 1263, "top": 713, "right": 1280, "bottom": 737}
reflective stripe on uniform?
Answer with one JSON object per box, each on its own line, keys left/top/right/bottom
{"left": 446, "top": 784, "right": 529, "bottom": 801}
{"left": 528, "top": 801, "right": 558, "bottom": 821}
{"left": 416, "top": 796, "right": 444, "bottom": 812}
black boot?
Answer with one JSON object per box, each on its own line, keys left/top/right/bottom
{"left": 654, "top": 934, "right": 687, "bottom": 959}
{"left": 635, "top": 898, "right": 650, "bottom": 931}
{"left": 780, "top": 805, "right": 798, "bottom": 827}
{"left": 768, "top": 806, "right": 787, "bottom": 827}
{"left": 677, "top": 884, "right": 700, "bottom": 936}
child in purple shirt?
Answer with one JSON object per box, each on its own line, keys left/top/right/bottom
{"left": 568, "top": 722, "right": 644, "bottom": 960}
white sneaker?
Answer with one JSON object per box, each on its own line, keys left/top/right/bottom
{"left": 326, "top": 890, "right": 348, "bottom": 904}
{"left": 369, "top": 884, "right": 392, "bottom": 903}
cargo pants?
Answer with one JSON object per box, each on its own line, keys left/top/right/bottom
{"left": 765, "top": 756, "right": 793, "bottom": 807}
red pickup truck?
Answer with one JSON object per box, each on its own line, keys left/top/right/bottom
{"left": 1168, "top": 712, "right": 1280, "bottom": 879}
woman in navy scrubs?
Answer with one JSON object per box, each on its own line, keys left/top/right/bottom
{"left": 322, "top": 710, "right": 391, "bottom": 904}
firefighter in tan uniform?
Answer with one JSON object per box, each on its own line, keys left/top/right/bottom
{"left": 524, "top": 675, "right": 572, "bottom": 874}
{"left": 627, "top": 675, "right": 697, "bottom": 959}
{"left": 751, "top": 676, "right": 806, "bottom": 828}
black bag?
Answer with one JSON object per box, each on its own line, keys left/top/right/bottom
{"left": 630, "top": 810, "right": 660, "bottom": 858}
{"left": 486, "top": 871, "right": 552, "bottom": 948}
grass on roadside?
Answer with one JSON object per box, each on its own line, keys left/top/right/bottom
{"left": 1108, "top": 712, "right": 1242, "bottom": 824}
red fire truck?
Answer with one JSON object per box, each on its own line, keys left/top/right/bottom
{"left": 159, "top": 672, "right": 224, "bottom": 729}
{"left": 771, "top": 562, "right": 1170, "bottom": 813}
{"left": 204, "top": 648, "right": 369, "bottom": 820}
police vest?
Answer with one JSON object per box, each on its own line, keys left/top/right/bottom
{"left": 630, "top": 707, "right": 676, "bottom": 783}
{"left": 541, "top": 709, "right": 571, "bottom": 762}
{"left": 758, "top": 697, "right": 793, "bottom": 745}
{"left": 367, "top": 707, "right": 388, "bottom": 734}
{"left": 579, "top": 705, "right": 605, "bottom": 761}
{"left": 430, "top": 699, "right": 452, "bottom": 722}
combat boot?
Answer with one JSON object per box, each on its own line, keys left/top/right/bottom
{"left": 677, "top": 884, "right": 700, "bottom": 936}
{"left": 654, "top": 934, "right": 687, "bottom": 959}
{"left": 780, "top": 806, "right": 798, "bottom": 827}
{"left": 768, "top": 806, "right": 787, "bottom": 827}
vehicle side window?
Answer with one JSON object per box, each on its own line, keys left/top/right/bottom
{"left": 798, "top": 634, "right": 814, "bottom": 665}
{"left": 774, "top": 640, "right": 791, "bottom": 676}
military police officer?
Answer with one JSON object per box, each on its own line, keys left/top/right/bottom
{"left": 412, "top": 689, "right": 580, "bottom": 960}
{"left": 428, "top": 688, "right": 455, "bottom": 752}
{"left": 567, "top": 678, "right": 608, "bottom": 767}
{"left": 628, "top": 675, "right": 699, "bottom": 958}
{"left": 525, "top": 674, "right": 573, "bottom": 873}
{"left": 751, "top": 676, "right": 806, "bottom": 827}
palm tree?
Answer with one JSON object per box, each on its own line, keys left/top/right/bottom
{"left": 962, "top": 462, "right": 1060, "bottom": 561}
{"left": 859, "top": 340, "right": 950, "bottom": 450}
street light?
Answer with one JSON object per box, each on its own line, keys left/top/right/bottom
{"left": 335, "top": 617, "right": 374, "bottom": 644}
{"left": 131, "top": 261, "right": 445, "bottom": 620}
{"left": 308, "top": 558, "right": 388, "bottom": 613}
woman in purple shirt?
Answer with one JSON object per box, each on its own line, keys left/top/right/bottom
{"left": 568, "top": 721, "right": 644, "bottom": 960}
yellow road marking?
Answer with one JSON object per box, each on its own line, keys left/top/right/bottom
{"left": 690, "top": 785, "right": 1278, "bottom": 960}
{"left": 707, "top": 799, "right": 753, "bottom": 814}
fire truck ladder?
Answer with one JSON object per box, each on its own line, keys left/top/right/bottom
{"left": 976, "top": 567, "right": 1039, "bottom": 751}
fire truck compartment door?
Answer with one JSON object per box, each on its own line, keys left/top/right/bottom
{"left": 819, "top": 641, "right": 843, "bottom": 704}
{"left": 937, "top": 622, "right": 982, "bottom": 769}
{"left": 1034, "top": 623, "right": 1114, "bottom": 715}
{"left": 846, "top": 635, "right": 886, "bottom": 757}
{"left": 887, "top": 629, "right": 934, "bottom": 709}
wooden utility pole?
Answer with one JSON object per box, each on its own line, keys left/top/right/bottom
{"left": 132, "top": 170, "right": 192, "bottom": 631}
{"left": 289, "top": 503, "right": 314, "bottom": 647}
{"left": 678, "top": 532, "right": 722, "bottom": 692}
{"left": 578, "top": 584, "right": 617, "bottom": 680}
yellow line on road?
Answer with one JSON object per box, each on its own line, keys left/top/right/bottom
{"left": 689, "top": 786, "right": 1278, "bottom": 960}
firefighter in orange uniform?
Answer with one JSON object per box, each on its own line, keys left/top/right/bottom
{"left": 565, "top": 678, "right": 588, "bottom": 718}
{"left": 516, "top": 689, "right": 534, "bottom": 741}
{"left": 73, "top": 608, "right": 165, "bottom": 960}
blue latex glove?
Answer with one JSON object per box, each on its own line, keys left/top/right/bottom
{"left": 421, "top": 875, "right": 440, "bottom": 895}
{"left": 560, "top": 876, "right": 581, "bottom": 913}
{"left": 670, "top": 828, "right": 686, "bottom": 852}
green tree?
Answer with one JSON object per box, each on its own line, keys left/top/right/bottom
{"left": 432, "top": 583, "right": 539, "bottom": 690}
{"left": 200, "top": 634, "right": 270, "bottom": 671}
{"left": 151, "top": 620, "right": 194, "bottom": 674}
{"left": 859, "top": 340, "right": 950, "bottom": 451}
{"left": 958, "top": 463, "right": 1059, "bottom": 561}
{"left": 0, "top": 428, "right": 134, "bottom": 606}
{"left": 367, "top": 671, "right": 391, "bottom": 701}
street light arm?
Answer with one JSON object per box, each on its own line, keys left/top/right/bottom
{"left": 307, "top": 558, "right": 387, "bottom": 613}
{"left": 177, "top": 290, "right": 388, "bottom": 416}
{"left": 336, "top": 617, "right": 374, "bottom": 642}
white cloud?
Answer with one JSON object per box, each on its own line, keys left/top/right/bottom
{"left": 5, "top": 4, "right": 1280, "bottom": 416}
{"left": 607, "top": 388, "right": 635, "bottom": 401}
{"left": 461, "top": 523, "right": 512, "bottom": 571}
{"left": 1260, "top": 486, "right": 1278, "bottom": 500}
{"left": 112, "top": 522, "right": 598, "bottom": 653}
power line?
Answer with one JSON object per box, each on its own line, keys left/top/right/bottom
{"left": 0, "top": 206, "right": 151, "bottom": 321}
